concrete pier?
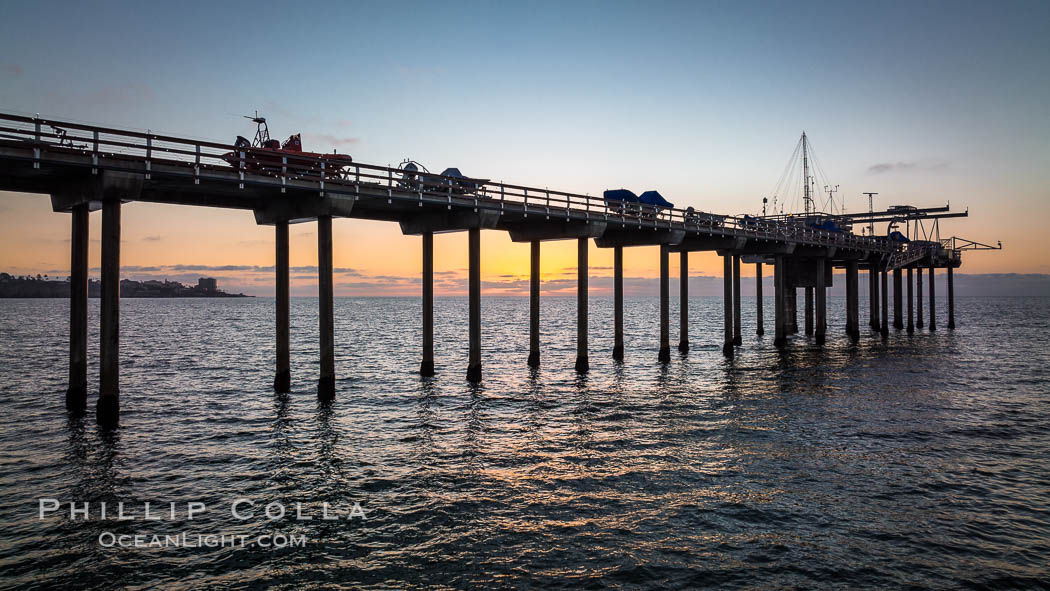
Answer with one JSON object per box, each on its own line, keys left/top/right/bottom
{"left": 774, "top": 255, "right": 786, "bottom": 347}
{"left": 880, "top": 269, "right": 889, "bottom": 337}
{"left": 274, "top": 221, "right": 292, "bottom": 390}
{"left": 576, "top": 237, "right": 590, "bottom": 372}
{"left": 846, "top": 261, "right": 860, "bottom": 341}
{"left": 869, "top": 266, "right": 879, "bottom": 330}
{"left": 528, "top": 240, "right": 540, "bottom": 367}
{"left": 906, "top": 267, "right": 914, "bottom": 333}
{"left": 678, "top": 251, "right": 689, "bottom": 353}
{"left": 917, "top": 267, "right": 925, "bottom": 329}
{"left": 947, "top": 266, "right": 955, "bottom": 329}
{"left": 467, "top": 227, "right": 482, "bottom": 382}
{"left": 722, "top": 254, "right": 734, "bottom": 357}
{"left": 317, "top": 215, "right": 335, "bottom": 400}
{"left": 893, "top": 268, "right": 904, "bottom": 330}
{"left": 733, "top": 255, "right": 742, "bottom": 346}
{"left": 815, "top": 259, "right": 827, "bottom": 345}
{"left": 613, "top": 246, "right": 624, "bottom": 361}
{"left": 66, "top": 204, "right": 88, "bottom": 413}
{"left": 420, "top": 231, "right": 436, "bottom": 376}
{"left": 755, "top": 263, "right": 764, "bottom": 336}
{"left": 928, "top": 265, "right": 936, "bottom": 331}
{"left": 97, "top": 197, "right": 120, "bottom": 427}
{"left": 804, "top": 287, "right": 814, "bottom": 336}
{"left": 787, "top": 289, "right": 798, "bottom": 334}
{"left": 659, "top": 244, "right": 671, "bottom": 363}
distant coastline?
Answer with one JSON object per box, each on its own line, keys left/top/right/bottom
{"left": 0, "top": 273, "right": 250, "bottom": 298}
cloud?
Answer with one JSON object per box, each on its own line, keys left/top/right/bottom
{"left": 142, "top": 235, "right": 163, "bottom": 242}
{"left": 305, "top": 133, "right": 360, "bottom": 146}
{"left": 868, "top": 160, "right": 949, "bottom": 174}
{"left": 3, "top": 63, "right": 23, "bottom": 78}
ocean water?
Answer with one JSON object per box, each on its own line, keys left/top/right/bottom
{"left": 0, "top": 295, "right": 1048, "bottom": 590}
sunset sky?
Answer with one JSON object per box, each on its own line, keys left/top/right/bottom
{"left": 1, "top": 0, "right": 1047, "bottom": 296}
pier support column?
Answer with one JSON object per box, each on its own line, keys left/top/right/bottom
{"left": 576, "top": 238, "right": 590, "bottom": 372}
{"left": 733, "top": 255, "right": 742, "bottom": 346}
{"left": 928, "top": 265, "right": 936, "bottom": 331}
{"left": 755, "top": 263, "right": 764, "bottom": 336}
{"left": 846, "top": 261, "right": 860, "bottom": 341}
{"left": 613, "top": 246, "right": 624, "bottom": 361}
{"left": 804, "top": 287, "right": 814, "bottom": 336}
{"left": 317, "top": 215, "right": 335, "bottom": 400}
{"left": 467, "top": 227, "right": 482, "bottom": 382}
{"left": 906, "top": 267, "right": 914, "bottom": 333}
{"left": 773, "top": 256, "right": 786, "bottom": 347}
{"left": 893, "top": 268, "right": 903, "bottom": 330}
{"left": 786, "top": 289, "right": 798, "bottom": 334}
{"left": 658, "top": 244, "right": 671, "bottom": 363}
{"left": 815, "top": 259, "right": 827, "bottom": 345}
{"left": 528, "top": 240, "right": 540, "bottom": 368}
{"left": 274, "top": 221, "right": 291, "bottom": 391}
{"left": 66, "top": 204, "right": 89, "bottom": 413}
{"left": 869, "top": 266, "right": 879, "bottom": 330}
{"left": 722, "top": 254, "right": 734, "bottom": 357}
{"left": 420, "top": 231, "right": 435, "bottom": 376}
{"left": 880, "top": 269, "right": 889, "bottom": 337}
{"left": 678, "top": 251, "right": 689, "bottom": 353}
{"left": 947, "top": 266, "right": 955, "bottom": 329}
{"left": 97, "top": 198, "right": 121, "bottom": 428}
{"left": 917, "top": 268, "right": 924, "bottom": 329}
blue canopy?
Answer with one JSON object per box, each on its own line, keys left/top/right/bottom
{"left": 603, "top": 189, "right": 639, "bottom": 203}
{"left": 888, "top": 230, "right": 910, "bottom": 243}
{"left": 809, "top": 219, "right": 843, "bottom": 233}
{"left": 638, "top": 190, "right": 674, "bottom": 208}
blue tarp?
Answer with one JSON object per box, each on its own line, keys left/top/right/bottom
{"left": 888, "top": 231, "right": 910, "bottom": 243}
{"left": 638, "top": 190, "right": 674, "bottom": 208}
{"left": 809, "top": 219, "right": 843, "bottom": 233}
{"left": 603, "top": 189, "right": 639, "bottom": 203}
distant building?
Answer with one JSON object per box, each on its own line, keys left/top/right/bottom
{"left": 198, "top": 277, "right": 217, "bottom": 293}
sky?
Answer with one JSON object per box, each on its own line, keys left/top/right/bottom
{"left": 0, "top": 0, "right": 1047, "bottom": 296}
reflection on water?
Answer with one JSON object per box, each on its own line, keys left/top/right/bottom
{"left": 0, "top": 295, "right": 1048, "bottom": 589}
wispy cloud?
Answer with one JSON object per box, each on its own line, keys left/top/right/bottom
{"left": 868, "top": 160, "right": 950, "bottom": 174}
{"left": 3, "top": 63, "right": 23, "bottom": 78}
{"left": 305, "top": 133, "right": 360, "bottom": 146}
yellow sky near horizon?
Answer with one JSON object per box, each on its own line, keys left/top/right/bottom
{"left": 0, "top": 190, "right": 1030, "bottom": 296}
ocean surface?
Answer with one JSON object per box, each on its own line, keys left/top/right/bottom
{"left": 0, "top": 295, "right": 1048, "bottom": 590}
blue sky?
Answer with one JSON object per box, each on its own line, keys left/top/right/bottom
{"left": 1, "top": 0, "right": 1048, "bottom": 289}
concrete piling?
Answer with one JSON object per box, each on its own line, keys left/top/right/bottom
{"left": 659, "top": 244, "right": 671, "bottom": 363}
{"left": 928, "top": 264, "right": 936, "bottom": 331}
{"left": 906, "top": 267, "right": 914, "bottom": 333}
{"left": 722, "top": 254, "right": 734, "bottom": 357}
{"left": 774, "top": 255, "right": 786, "bottom": 347}
{"left": 893, "top": 268, "right": 903, "bottom": 330}
{"left": 880, "top": 269, "right": 889, "bottom": 337}
{"left": 804, "top": 286, "right": 814, "bottom": 336}
{"left": 97, "top": 197, "right": 120, "bottom": 428}
{"left": 732, "top": 255, "right": 742, "bottom": 346}
{"left": 274, "top": 221, "right": 292, "bottom": 391}
{"left": 528, "top": 240, "right": 540, "bottom": 368}
{"left": 66, "top": 203, "right": 88, "bottom": 413}
{"left": 947, "top": 266, "right": 955, "bottom": 329}
{"left": 678, "top": 251, "right": 689, "bottom": 353}
{"left": 846, "top": 261, "right": 860, "bottom": 341}
{"left": 467, "top": 226, "right": 482, "bottom": 382}
{"left": 787, "top": 289, "right": 798, "bottom": 334}
{"left": 317, "top": 215, "right": 336, "bottom": 400}
{"left": 869, "top": 266, "right": 879, "bottom": 330}
{"left": 916, "top": 267, "right": 924, "bottom": 329}
{"left": 755, "top": 262, "right": 764, "bottom": 336}
{"left": 420, "top": 231, "right": 436, "bottom": 376}
{"left": 815, "top": 259, "right": 827, "bottom": 345}
{"left": 576, "top": 237, "right": 590, "bottom": 372}
{"left": 613, "top": 246, "right": 624, "bottom": 361}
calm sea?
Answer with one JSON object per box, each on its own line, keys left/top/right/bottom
{"left": 0, "top": 295, "right": 1048, "bottom": 590}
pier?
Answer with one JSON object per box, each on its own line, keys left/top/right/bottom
{"left": 0, "top": 113, "right": 1001, "bottom": 427}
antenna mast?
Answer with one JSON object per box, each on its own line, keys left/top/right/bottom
{"left": 863, "top": 192, "right": 878, "bottom": 236}
{"left": 802, "top": 131, "right": 811, "bottom": 216}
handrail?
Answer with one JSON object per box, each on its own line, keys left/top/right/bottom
{"left": 0, "top": 112, "right": 904, "bottom": 255}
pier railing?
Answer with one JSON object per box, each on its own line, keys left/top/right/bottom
{"left": 0, "top": 112, "right": 900, "bottom": 254}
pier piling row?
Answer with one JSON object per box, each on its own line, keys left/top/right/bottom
{"left": 0, "top": 113, "right": 968, "bottom": 426}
